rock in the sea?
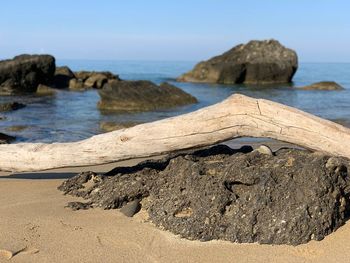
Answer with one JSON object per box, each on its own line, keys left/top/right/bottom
{"left": 0, "top": 102, "right": 26, "bottom": 112}
{"left": 76, "top": 71, "right": 118, "bottom": 80}
{"left": 36, "top": 84, "right": 57, "bottom": 95}
{"left": 68, "top": 78, "right": 87, "bottom": 91}
{"left": 59, "top": 145, "right": 350, "bottom": 245}
{"left": 5, "top": 125, "right": 28, "bottom": 132}
{"left": 85, "top": 73, "right": 116, "bottom": 89}
{"left": 0, "top": 132, "right": 15, "bottom": 144}
{"left": 71, "top": 71, "right": 120, "bottom": 90}
{"left": 0, "top": 54, "right": 121, "bottom": 93}
{"left": 0, "top": 54, "right": 55, "bottom": 94}
{"left": 178, "top": 39, "right": 298, "bottom": 85}
{"left": 53, "top": 66, "right": 75, "bottom": 88}
{"left": 100, "top": 121, "right": 139, "bottom": 132}
{"left": 75, "top": 71, "right": 102, "bottom": 81}
{"left": 298, "top": 81, "right": 345, "bottom": 91}
{"left": 74, "top": 71, "right": 93, "bottom": 81}
{"left": 98, "top": 80, "right": 198, "bottom": 112}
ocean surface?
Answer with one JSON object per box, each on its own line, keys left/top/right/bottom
{"left": 1, "top": 61, "right": 350, "bottom": 143}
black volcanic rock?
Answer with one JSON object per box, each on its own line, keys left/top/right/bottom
{"left": 0, "top": 54, "right": 55, "bottom": 94}
{"left": 178, "top": 39, "right": 298, "bottom": 85}
{"left": 98, "top": 80, "right": 197, "bottom": 112}
{"left": 59, "top": 145, "right": 350, "bottom": 245}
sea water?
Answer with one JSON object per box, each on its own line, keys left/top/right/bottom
{"left": 0, "top": 61, "right": 349, "bottom": 142}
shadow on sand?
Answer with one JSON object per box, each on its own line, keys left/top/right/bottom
{"left": 0, "top": 172, "right": 77, "bottom": 180}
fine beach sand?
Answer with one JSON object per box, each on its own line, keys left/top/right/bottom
{"left": 1, "top": 140, "right": 350, "bottom": 263}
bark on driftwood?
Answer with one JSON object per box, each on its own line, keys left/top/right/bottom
{"left": 1, "top": 94, "right": 350, "bottom": 172}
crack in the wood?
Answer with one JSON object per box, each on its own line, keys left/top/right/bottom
{"left": 247, "top": 115, "right": 331, "bottom": 141}
{"left": 256, "top": 100, "right": 262, "bottom": 115}
{"left": 148, "top": 113, "right": 338, "bottom": 144}
{"left": 147, "top": 124, "right": 254, "bottom": 141}
{"left": 247, "top": 115, "right": 284, "bottom": 130}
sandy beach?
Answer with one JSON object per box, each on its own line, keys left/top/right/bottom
{"left": 0, "top": 140, "right": 349, "bottom": 263}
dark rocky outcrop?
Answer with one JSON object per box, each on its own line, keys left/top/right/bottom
{"left": 72, "top": 71, "right": 120, "bottom": 90}
{"left": 0, "top": 102, "right": 26, "bottom": 112}
{"left": 59, "top": 145, "right": 350, "bottom": 245}
{"left": 84, "top": 73, "right": 109, "bottom": 89}
{"left": 0, "top": 54, "right": 55, "bottom": 94}
{"left": 53, "top": 66, "right": 75, "bottom": 88}
{"left": 178, "top": 39, "right": 298, "bottom": 85}
{"left": 298, "top": 81, "right": 345, "bottom": 91}
{"left": 0, "top": 55, "right": 120, "bottom": 95}
{"left": 0, "top": 54, "right": 121, "bottom": 94}
{"left": 75, "top": 71, "right": 117, "bottom": 82}
{"left": 53, "top": 68, "right": 120, "bottom": 91}
{"left": 0, "top": 132, "right": 15, "bottom": 144}
{"left": 98, "top": 80, "right": 197, "bottom": 112}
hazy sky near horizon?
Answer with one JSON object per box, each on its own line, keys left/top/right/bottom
{"left": 1, "top": 0, "right": 349, "bottom": 62}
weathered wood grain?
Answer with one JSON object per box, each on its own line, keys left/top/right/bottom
{"left": 1, "top": 94, "right": 349, "bottom": 172}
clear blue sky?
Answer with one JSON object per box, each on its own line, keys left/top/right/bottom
{"left": 1, "top": 0, "right": 349, "bottom": 62}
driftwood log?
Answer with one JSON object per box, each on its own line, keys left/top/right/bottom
{"left": 1, "top": 94, "right": 350, "bottom": 172}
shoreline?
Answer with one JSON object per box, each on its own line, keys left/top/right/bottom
{"left": 1, "top": 140, "right": 349, "bottom": 263}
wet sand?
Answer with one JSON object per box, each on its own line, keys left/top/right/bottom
{"left": 1, "top": 140, "right": 349, "bottom": 263}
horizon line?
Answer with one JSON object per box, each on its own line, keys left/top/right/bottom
{"left": 56, "top": 58, "right": 350, "bottom": 64}
{"left": 2, "top": 56, "right": 350, "bottom": 64}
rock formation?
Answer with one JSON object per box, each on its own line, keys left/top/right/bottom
{"left": 71, "top": 71, "right": 120, "bottom": 90}
{"left": 36, "top": 84, "right": 57, "bottom": 95}
{"left": 178, "top": 39, "right": 298, "bottom": 85}
{"left": 0, "top": 54, "right": 55, "bottom": 94}
{"left": 298, "top": 81, "right": 344, "bottom": 91}
{"left": 59, "top": 145, "right": 350, "bottom": 245}
{"left": 53, "top": 66, "right": 75, "bottom": 88}
{"left": 98, "top": 80, "right": 197, "bottom": 111}
{"left": 0, "top": 55, "right": 121, "bottom": 93}
{"left": 0, "top": 102, "right": 26, "bottom": 112}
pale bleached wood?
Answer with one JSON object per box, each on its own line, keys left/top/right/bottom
{"left": 1, "top": 94, "right": 350, "bottom": 172}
